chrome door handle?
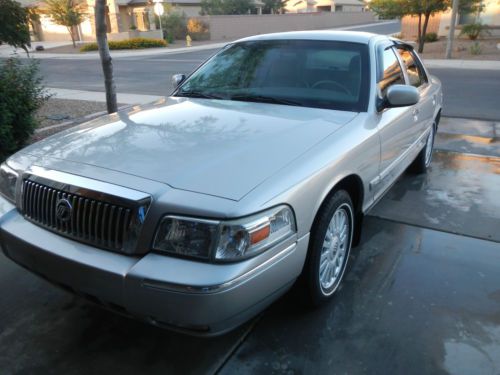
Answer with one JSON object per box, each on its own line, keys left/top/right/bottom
{"left": 412, "top": 108, "right": 419, "bottom": 121}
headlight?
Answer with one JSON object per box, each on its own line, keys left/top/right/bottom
{"left": 153, "top": 205, "right": 296, "bottom": 262}
{"left": 0, "top": 163, "right": 18, "bottom": 203}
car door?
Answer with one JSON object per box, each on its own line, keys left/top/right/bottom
{"left": 395, "top": 47, "right": 434, "bottom": 136}
{"left": 372, "top": 46, "right": 416, "bottom": 202}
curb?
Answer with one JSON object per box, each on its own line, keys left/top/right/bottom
{"left": 423, "top": 59, "right": 500, "bottom": 70}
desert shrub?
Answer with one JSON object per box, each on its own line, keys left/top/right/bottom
{"left": 460, "top": 22, "right": 490, "bottom": 40}
{"left": 469, "top": 41, "right": 482, "bottom": 55}
{"left": 424, "top": 32, "right": 438, "bottom": 43}
{"left": 187, "top": 18, "right": 210, "bottom": 40}
{"left": 80, "top": 37, "right": 167, "bottom": 52}
{"left": 0, "top": 58, "right": 49, "bottom": 161}
{"left": 160, "top": 12, "right": 187, "bottom": 40}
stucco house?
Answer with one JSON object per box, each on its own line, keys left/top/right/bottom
{"left": 20, "top": 0, "right": 197, "bottom": 42}
{"left": 285, "top": 0, "right": 365, "bottom": 13}
{"left": 401, "top": 0, "right": 500, "bottom": 39}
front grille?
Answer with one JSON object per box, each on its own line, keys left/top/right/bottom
{"left": 23, "top": 180, "right": 133, "bottom": 252}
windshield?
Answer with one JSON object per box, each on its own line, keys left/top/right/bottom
{"left": 175, "top": 40, "right": 370, "bottom": 112}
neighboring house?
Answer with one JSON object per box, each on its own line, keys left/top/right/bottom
{"left": 285, "top": 0, "right": 365, "bottom": 14}
{"left": 401, "top": 0, "right": 500, "bottom": 39}
{"left": 19, "top": 0, "right": 197, "bottom": 42}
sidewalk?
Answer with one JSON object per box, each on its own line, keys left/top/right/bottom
{"left": 48, "top": 87, "right": 163, "bottom": 105}
{"left": 423, "top": 59, "right": 500, "bottom": 70}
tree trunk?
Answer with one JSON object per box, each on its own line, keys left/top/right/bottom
{"left": 95, "top": 0, "right": 118, "bottom": 114}
{"left": 68, "top": 27, "right": 76, "bottom": 48}
{"left": 417, "top": 13, "right": 423, "bottom": 53}
{"left": 445, "top": 0, "right": 459, "bottom": 59}
{"left": 418, "top": 11, "right": 431, "bottom": 53}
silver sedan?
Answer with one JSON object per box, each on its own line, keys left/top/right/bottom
{"left": 0, "top": 31, "right": 442, "bottom": 336}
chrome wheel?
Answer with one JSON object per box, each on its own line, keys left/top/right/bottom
{"left": 319, "top": 204, "right": 351, "bottom": 295}
{"left": 425, "top": 125, "right": 435, "bottom": 167}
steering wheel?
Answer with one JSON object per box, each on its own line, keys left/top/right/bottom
{"left": 312, "top": 80, "right": 352, "bottom": 96}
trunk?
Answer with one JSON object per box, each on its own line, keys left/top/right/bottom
{"left": 445, "top": 0, "right": 459, "bottom": 59}
{"left": 419, "top": 11, "right": 431, "bottom": 53}
{"left": 95, "top": 0, "right": 118, "bottom": 114}
{"left": 68, "top": 26, "right": 76, "bottom": 48}
{"left": 417, "top": 13, "right": 423, "bottom": 53}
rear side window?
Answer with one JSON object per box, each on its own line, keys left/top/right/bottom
{"left": 396, "top": 48, "right": 428, "bottom": 88}
{"left": 379, "top": 48, "right": 405, "bottom": 96}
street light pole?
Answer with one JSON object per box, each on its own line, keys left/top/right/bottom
{"left": 445, "top": 0, "right": 459, "bottom": 59}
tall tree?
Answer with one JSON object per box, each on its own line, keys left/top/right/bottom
{"left": 45, "top": 0, "right": 85, "bottom": 48}
{"left": 95, "top": 0, "right": 117, "bottom": 113}
{"left": 201, "top": 0, "right": 254, "bottom": 15}
{"left": 0, "top": 0, "right": 31, "bottom": 52}
{"left": 369, "top": 0, "right": 482, "bottom": 53}
{"left": 262, "top": 0, "right": 288, "bottom": 13}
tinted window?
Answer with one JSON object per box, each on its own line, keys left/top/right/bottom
{"left": 396, "top": 48, "right": 427, "bottom": 88}
{"left": 176, "top": 40, "right": 370, "bottom": 112}
{"left": 379, "top": 48, "right": 405, "bottom": 96}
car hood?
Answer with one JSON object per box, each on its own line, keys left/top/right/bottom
{"left": 21, "top": 98, "right": 358, "bottom": 201}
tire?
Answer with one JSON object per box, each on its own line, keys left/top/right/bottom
{"left": 410, "top": 122, "right": 436, "bottom": 174}
{"left": 304, "top": 190, "right": 354, "bottom": 306}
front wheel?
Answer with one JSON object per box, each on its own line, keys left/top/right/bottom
{"left": 304, "top": 190, "right": 354, "bottom": 306}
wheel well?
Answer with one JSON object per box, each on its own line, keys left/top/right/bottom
{"left": 311, "top": 174, "right": 365, "bottom": 246}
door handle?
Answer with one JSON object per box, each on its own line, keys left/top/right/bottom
{"left": 412, "top": 108, "right": 419, "bottom": 122}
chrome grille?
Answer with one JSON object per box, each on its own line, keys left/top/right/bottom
{"left": 23, "top": 180, "right": 134, "bottom": 252}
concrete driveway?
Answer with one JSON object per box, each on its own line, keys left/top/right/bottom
{"left": 0, "top": 116, "right": 499, "bottom": 375}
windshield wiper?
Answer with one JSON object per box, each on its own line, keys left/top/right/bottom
{"left": 230, "top": 94, "right": 302, "bottom": 107}
{"left": 176, "top": 90, "right": 224, "bottom": 99}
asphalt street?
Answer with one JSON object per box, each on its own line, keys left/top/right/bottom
{"left": 36, "top": 55, "right": 500, "bottom": 122}
{"left": 28, "top": 19, "right": 500, "bottom": 121}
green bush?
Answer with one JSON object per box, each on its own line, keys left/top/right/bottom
{"left": 424, "top": 32, "right": 438, "bottom": 43}
{"left": 460, "top": 23, "right": 490, "bottom": 40}
{"left": 469, "top": 41, "right": 482, "bottom": 55}
{"left": 80, "top": 37, "right": 167, "bottom": 52}
{"left": 159, "top": 12, "right": 187, "bottom": 40}
{"left": 0, "top": 58, "right": 49, "bottom": 161}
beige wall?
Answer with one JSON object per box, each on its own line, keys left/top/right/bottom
{"left": 438, "top": 0, "right": 500, "bottom": 37}
{"left": 401, "top": 14, "right": 442, "bottom": 39}
{"left": 202, "top": 11, "right": 375, "bottom": 40}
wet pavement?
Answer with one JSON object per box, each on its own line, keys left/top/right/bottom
{"left": 1, "top": 117, "right": 499, "bottom": 374}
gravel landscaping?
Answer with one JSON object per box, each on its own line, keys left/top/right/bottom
{"left": 419, "top": 37, "right": 500, "bottom": 60}
{"left": 31, "top": 98, "right": 122, "bottom": 143}
{"left": 36, "top": 98, "right": 108, "bottom": 128}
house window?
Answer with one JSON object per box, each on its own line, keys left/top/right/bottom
{"left": 458, "top": 11, "right": 477, "bottom": 25}
{"left": 335, "top": 5, "right": 343, "bottom": 11}
{"left": 317, "top": 5, "right": 331, "bottom": 11}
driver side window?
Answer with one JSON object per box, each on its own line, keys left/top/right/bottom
{"left": 396, "top": 48, "right": 428, "bottom": 88}
{"left": 379, "top": 48, "right": 405, "bottom": 97}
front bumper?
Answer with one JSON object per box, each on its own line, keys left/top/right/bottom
{"left": 0, "top": 199, "right": 309, "bottom": 336}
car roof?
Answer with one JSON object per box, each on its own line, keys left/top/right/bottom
{"left": 235, "top": 30, "right": 383, "bottom": 45}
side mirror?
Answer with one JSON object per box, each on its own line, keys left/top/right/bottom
{"left": 378, "top": 84, "right": 419, "bottom": 111}
{"left": 172, "top": 74, "right": 186, "bottom": 88}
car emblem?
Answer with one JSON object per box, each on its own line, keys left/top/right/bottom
{"left": 56, "top": 198, "right": 73, "bottom": 223}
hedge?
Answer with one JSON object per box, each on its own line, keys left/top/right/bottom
{"left": 0, "top": 58, "right": 49, "bottom": 161}
{"left": 80, "top": 38, "right": 167, "bottom": 52}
